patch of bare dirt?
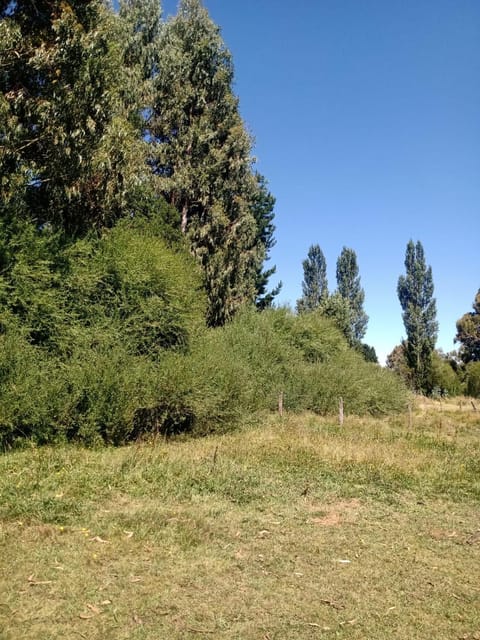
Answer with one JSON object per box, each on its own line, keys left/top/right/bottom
{"left": 307, "top": 499, "right": 361, "bottom": 527}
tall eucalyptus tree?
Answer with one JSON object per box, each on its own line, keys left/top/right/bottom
{"left": 0, "top": 0, "right": 147, "bottom": 233}
{"left": 148, "top": 0, "right": 274, "bottom": 325}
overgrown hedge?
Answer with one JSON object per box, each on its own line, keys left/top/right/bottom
{"left": 166, "top": 309, "right": 409, "bottom": 436}
{"left": 0, "top": 220, "right": 408, "bottom": 449}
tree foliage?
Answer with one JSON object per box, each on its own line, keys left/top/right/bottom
{"left": 335, "top": 247, "right": 368, "bottom": 343}
{"left": 386, "top": 344, "right": 412, "bottom": 384}
{"left": 430, "top": 351, "right": 463, "bottom": 397}
{"left": 455, "top": 289, "right": 480, "bottom": 364}
{"left": 147, "top": 0, "right": 276, "bottom": 324}
{"left": 0, "top": 0, "right": 148, "bottom": 233}
{"left": 251, "top": 173, "right": 281, "bottom": 309}
{"left": 318, "top": 291, "right": 352, "bottom": 337}
{"left": 296, "top": 244, "right": 328, "bottom": 313}
{"left": 0, "top": 0, "right": 279, "bottom": 326}
{"left": 119, "top": 0, "right": 162, "bottom": 84}
{"left": 397, "top": 240, "right": 438, "bottom": 394}
{"left": 356, "top": 343, "right": 378, "bottom": 363}
{"left": 387, "top": 343, "right": 463, "bottom": 397}
{"left": 465, "top": 361, "right": 480, "bottom": 398}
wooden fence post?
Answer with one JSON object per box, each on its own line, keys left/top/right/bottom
{"left": 278, "top": 392, "right": 284, "bottom": 417}
{"left": 339, "top": 397, "right": 344, "bottom": 426}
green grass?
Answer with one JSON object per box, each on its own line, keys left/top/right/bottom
{"left": 0, "top": 402, "right": 479, "bottom": 639}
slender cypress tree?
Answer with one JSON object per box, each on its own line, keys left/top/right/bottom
{"left": 397, "top": 240, "right": 438, "bottom": 394}
{"left": 335, "top": 247, "right": 368, "bottom": 343}
{"left": 296, "top": 244, "right": 328, "bottom": 313}
{"left": 251, "top": 173, "right": 281, "bottom": 309}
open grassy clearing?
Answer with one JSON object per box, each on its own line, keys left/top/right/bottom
{"left": 1, "top": 402, "right": 479, "bottom": 639}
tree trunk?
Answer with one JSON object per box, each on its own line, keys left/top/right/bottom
{"left": 181, "top": 204, "right": 188, "bottom": 234}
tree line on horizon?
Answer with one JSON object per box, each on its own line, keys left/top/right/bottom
{"left": 296, "top": 244, "right": 375, "bottom": 363}
{"left": 297, "top": 240, "right": 480, "bottom": 398}
{"left": 392, "top": 240, "right": 479, "bottom": 398}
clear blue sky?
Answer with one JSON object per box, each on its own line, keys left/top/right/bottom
{"left": 162, "top": 0, "right": 479, "bottom": 363}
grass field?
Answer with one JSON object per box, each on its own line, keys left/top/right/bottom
{"left": 1, "top": 400, "right": 479, "bottom": 639}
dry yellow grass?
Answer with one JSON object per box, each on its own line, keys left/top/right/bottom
{"left": 0, "top": 402, "right": 479, "bottom": 639}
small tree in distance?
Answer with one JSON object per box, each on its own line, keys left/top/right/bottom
{"left": 455, "top": 288, "right": 480, "bottom": 364}
{"left": 397, "top": 240, "right": 438, "bottom": 394}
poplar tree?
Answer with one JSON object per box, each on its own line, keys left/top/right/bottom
{"left": 296, "top": 244, "right": 328, "bottom": 313}
{"left": 335, "top": 247, "right": 368, "bottom": 343}
{"left": 397, "top": 240, "right": 438, "bottom": 394}
{"left": 148, "top": 0, "right": 268, "bottom": 325}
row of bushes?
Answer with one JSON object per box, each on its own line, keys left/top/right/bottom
{"left": 0, "top": 218, "right": 409, "bottom": 448}
{"left": 389, "top": 344, "right": 480, "bottom": 398}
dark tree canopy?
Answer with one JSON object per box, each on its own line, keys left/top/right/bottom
{"left": 455, "top": 289, "right": 480, "bottom": 364}
{"left": 397, "top": 240, "right": 438, "bottom": 394}
{"left": 357, "top": 343, "right": 378, "bottom": 363}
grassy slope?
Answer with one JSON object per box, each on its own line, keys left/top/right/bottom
{"left": 0, "top": 401, "right": 479, "bottom": 639}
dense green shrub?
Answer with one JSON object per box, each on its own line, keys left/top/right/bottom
{"left": 0, "top": 313, "right": 66, "bottom": 446}
{"left": 63, "top": 218, "right": 205, "bottom": 355}
{"left": 0, "top": 228, "right": 408, "bottom": 448}
{"left": 0, "top": 217, "right": 205, "bottom": 448}
{"left": 153, "top": 309, "right": 409, "bottom": 436}
{"left": 283, "top": 310, "right": 407, "bottom": 416}
{"left": 430, "top": 351, "right": 464, "bottom": 397}
{"left": 465, "top": 362, "right": 480, "bottom": 398}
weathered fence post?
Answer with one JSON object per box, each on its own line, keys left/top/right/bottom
{"left": 278, "top": 391, "right": 284, "bottom": 417}
{"left": 408, "top": 403, "right": 413, "bottom": 429}
{"left": 339, "top": 397, "right": 344, "bottom": 426}
{"left": 210, "top": 445, "right": 218, "bottom": 473}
